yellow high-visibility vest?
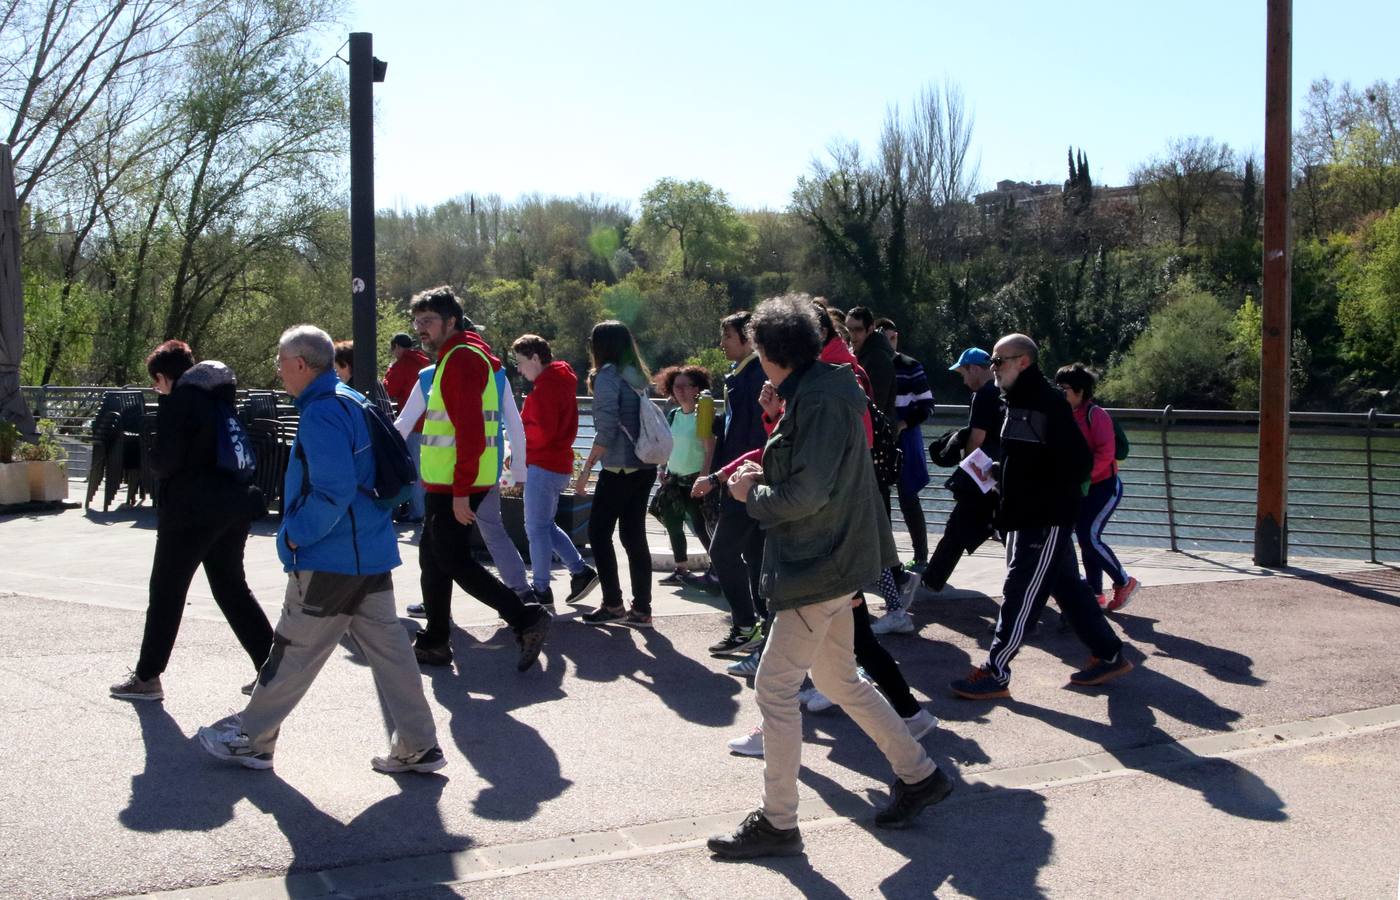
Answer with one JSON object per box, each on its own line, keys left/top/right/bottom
{"left": 419, "top": 343, "right": 500, "bottom": 488}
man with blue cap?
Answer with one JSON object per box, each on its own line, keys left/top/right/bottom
{"left": 919, "top": 348, "right": 1003, "bottom": 595}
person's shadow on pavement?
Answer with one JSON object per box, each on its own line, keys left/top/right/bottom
{"left": 1112, "top": 611, "right": 1265, "bottom": 686}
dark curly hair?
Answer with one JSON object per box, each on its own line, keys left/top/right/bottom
{"left": 749, "top": 295, "right": 822, "bottom": 370}
{"left": 145, "top": 339, "right": 194, "bottom": 382}
{"left": 655, "top": 365, "right": 711, "bottom": 398}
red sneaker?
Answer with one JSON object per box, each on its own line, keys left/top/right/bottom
{"left": 1095, "top": 593, "right": 1108, "bottom": 610}
{"left": 1107, "top": 576, "right": 1140, "bottom": 612}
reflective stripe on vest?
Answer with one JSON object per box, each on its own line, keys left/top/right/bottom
{"left": 419, "top": 343, "right": 501, "bottom": 487}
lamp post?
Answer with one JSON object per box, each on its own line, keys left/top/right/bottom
{"left": 349, "top": 32, "right": 386, "bottom": 396}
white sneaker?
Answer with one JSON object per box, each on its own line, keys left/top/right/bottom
{"left": 197, "top": 724, "right": 273, "bottom": 770}
{"left": 871, "top": 609, "right": 915, "bottom": 635}
{"left": 903, "top": 708, "right": 940, "bottom": 741}
{"left": 804, "top": 689, "right": 834, "bottom": 713}
{"left": 372, "top": 746, "right": 447, "bottom": 774}
{"left": 727, "top": 725, "right": 764, "bottom": 757}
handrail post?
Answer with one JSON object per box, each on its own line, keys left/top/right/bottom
{"left": 1161, "top": 405, "right": 1178, "bottom": 552}
{"left": 1365, "top": 408, "right": 1378, "bottom": 564}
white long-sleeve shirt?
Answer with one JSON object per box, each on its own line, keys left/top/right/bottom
{"left": 395, "top": 375, "right": 527, "bottom": 483}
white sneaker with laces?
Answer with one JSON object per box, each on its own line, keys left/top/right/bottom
{"left": 871, "top": 609, "right": 915, "bottom": 635}
{"left": 804, "top": 689, "right": 834, "bottom": 713}
{"left": 727, "top": 725, "right": 764, "bottom": 757}
{"left": 903, "top": 708, "right": 940, "bottom": 741}
{"left": 197, "top": 724, "right": 273, "bottom": 770}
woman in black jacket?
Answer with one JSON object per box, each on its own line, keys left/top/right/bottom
{"left": 110, "top": 341, "right": 274, "bottom": 702}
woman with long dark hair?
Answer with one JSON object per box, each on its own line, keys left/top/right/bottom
{"left": 572, "top": 321, "right": 659, "bottom": 627}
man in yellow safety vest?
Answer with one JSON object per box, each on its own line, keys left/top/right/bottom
{"left": 408, "top": 286, "right": 551, "bottom": 672}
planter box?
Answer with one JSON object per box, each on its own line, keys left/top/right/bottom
{"left": 0, "top": 463, "right": 27, "bottom": 505}
{"left": 469, "top": 493, "right": 591, "bottom": 559}
{"left": 27, "top": 461, "right": 69, "bottom": 502}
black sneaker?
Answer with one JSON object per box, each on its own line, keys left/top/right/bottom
{"left": 707, "top": 809, "right": 804, "bottom": 859}
{"left": 413, "top": 634, "right": 452, "bottom": 667}
{"left": 581, "top": 603, "right": 626, "bottom": 625}
{"left": 1069, "top": 653, "right": 1134, "bottom": 687}
{"left": 531, "top": 587, "right": 556, "bottom": 612}
{"left": 516, "top": 609, "right": 552, "bottom": 672}
{"left": 874, "top": 767, "right": 954, "bottom": 829}
{"left": 708, "top": 623, "right": 764, "bottom": 656}
{"left": 564, "top": 565, "right": 600, "bottom": 605}
{"left": 623, "top": 609, "right": 653, "bottom": 628}
{"left": 658, "top": 569, "right": 686, "bottom": 586}
{"left": 681, "top": 569, "right": 722, "bottom": 595}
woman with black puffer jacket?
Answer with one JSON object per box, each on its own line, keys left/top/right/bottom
{"left": 109, "top": 340, "right": 274, "bottom": 704}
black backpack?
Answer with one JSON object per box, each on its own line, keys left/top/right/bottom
{"left": 297, "top": 392, "right": 416, "bottom": 510}
{"left": 867, "top": 399, "right": 903, "bottom": 489}
{"left": 213, "top": 400, "right": 257, "bottom": 484}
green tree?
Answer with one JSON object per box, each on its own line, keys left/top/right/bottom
{"left": 635, "top": 178, "right": 752, "bottom": 279}
{"left": 1099, "top": 278, "right": 1234, "bottom": 408}
{"left": 1338, "top": 205, "right": 1400, "bottom": 376}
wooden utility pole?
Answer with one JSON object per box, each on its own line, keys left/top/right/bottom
{"left": 1255, "top": 0, "right": 1292, "bottom": 567}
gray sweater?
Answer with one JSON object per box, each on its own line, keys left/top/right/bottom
{"left": 590, "top": 363, "right": 653, "bottom": 469}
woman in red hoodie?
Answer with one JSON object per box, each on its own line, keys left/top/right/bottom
{"left": 1056, "top": 363, "right": 1139, "bottom": 612}
{"left": 512, "top": 335, "right": 598, "bottom": 609}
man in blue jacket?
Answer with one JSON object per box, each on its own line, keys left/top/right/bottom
{"left": 197, "top": 325, "right": 444, "bottom": 773}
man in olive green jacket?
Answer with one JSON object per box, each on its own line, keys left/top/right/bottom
{"left": 707, "top": 296, "right": 952, "bottom": 860}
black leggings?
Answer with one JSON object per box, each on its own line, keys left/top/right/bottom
{"left": 852, "top": 596, "right": 920, "bottom": 718}
{"left": 589, "top": 467, "right": 658, "bottom": 613}
{"left": 136, "top": 515, "right": 273, "bottom": 681}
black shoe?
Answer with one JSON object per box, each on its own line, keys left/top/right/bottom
{"left": 682, "top": 569, "right": 722, "bottom": 595}
{"left": 413, "top": 634, "right": 452, "bottom": 667}
{"left": 565, "top": 566, "right": 600, "bottom": 605}
{"left": 581, "top": 603, "right": 626, "bottom": 625}
{"left": 708, "top": 623, "right": 764, "bottom": 656}
{"left": 707, "top": 810, "right": 804, "bottom": 859}
{"left": 875, "top": 767, "right": 954, "bottom": 829}
{"left": 515, "top": 609, "right": 552, "bottom": 672}
{"left": 531, "top": 587, "right": 556, "bottom": 612}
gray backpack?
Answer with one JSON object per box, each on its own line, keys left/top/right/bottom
{"left": 620, "top": 383, "right": 674, "bottom": 465}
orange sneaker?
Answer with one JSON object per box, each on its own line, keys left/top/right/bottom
{"left": 1107, "top": 576, "right": 1139, "bottom": 612}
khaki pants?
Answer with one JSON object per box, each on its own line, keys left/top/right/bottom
{"left": 756, "top": 593, "right": 935, "bottom": 830}
{"left": 241, "top": 571, "right": 438, "bottom": 758}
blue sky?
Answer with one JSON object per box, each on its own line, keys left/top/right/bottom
{"left": 341, "top": 0, "right": 1399, "bottom": 213}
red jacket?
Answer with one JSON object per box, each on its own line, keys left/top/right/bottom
{"left": 383, "top": 349, "right": 431, "bottom": 432}
{"left": 427, "top": 331, "right": 500, "bottom": 496}
{"left": 521, "top": 361, "right": 579, "bottom": 475}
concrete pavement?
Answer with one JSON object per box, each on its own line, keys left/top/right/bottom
{"left": 1, "top": 491, "right": 1398, "bottom": 898}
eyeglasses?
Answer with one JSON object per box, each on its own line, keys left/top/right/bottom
{"left": 412, "top": 314, "right": 442, "bottom": 328}
{"left": 989, "top": 354, "right": 1024, "bottom": 368}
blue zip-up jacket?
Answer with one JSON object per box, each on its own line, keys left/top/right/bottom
{"left": 278, "top": 369, "right": 401, "bottom": 575}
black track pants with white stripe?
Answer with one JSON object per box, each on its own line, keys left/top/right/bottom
{"left": 986, "top": 525, "right": 1123, "bottom": 684}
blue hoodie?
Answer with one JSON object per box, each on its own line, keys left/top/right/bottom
{"left": 278, "top": 369, "right": 401, "bottom": 575}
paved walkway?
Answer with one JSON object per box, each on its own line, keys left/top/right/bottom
{"left": 2, "top": 486, "right": 1398, "bottom": 898}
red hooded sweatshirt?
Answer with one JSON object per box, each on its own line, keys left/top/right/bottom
{"left": 428, "top": 329, "right": 501, "bottom": 497}
{"left": 520, "top": 361, "right": 579, "bottom": 475}
{"left": 383, "top": 348, "right": 431, "bottom": 432}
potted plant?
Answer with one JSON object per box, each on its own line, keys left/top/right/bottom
{"left": 16, "top": 418, "right": 69, "bottom": 502}
{"left": 0, "top": 420, "right": 25, "bottom": 505}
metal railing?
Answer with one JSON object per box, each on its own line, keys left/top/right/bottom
{"left": 24, "top": 385, "right": 1400, "bottom": 562}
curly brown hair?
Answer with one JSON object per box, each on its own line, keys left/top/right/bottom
{"left": 655, "top": 365, "right": 711, "bottom": 398}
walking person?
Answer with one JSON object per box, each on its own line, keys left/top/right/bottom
{"left": 707, "top": 296, "right": 953, "bottom": 860}
{"left": 383, "top": 332, "right": 431, "bottom": 523}
{"left": 512, "top": 333, "right": 598, "bottom": 608}
{"left": 920, "top": 348, "right": 1003, "bottom": 595}
{"left": 950, "top": 334, "right": 1134, "bottom": 700}
{"left": 874, "top": 318, "right": 934, "bottom": 571}
{"left": 405, "top": 286, "right": 551, "bottom": 670}
{"left": 572, "top": 321, "right": 659, "bottom": 628}
{"left": 691, "top": 311, "right": 769, "bottom": 654}
{"left": 196, "top": 325, "right": 445, "bottom": 773}
{"left": 111, "top": 341, "right": 274, "bottom": 702}
{"left": 651, "top": 365, "right": 716, "bottom": 585}
{"left": 1055, "top": 363, "right": 1140, "bottom": 611}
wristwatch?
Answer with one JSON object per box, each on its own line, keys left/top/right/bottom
{"left": 708, "top": 473, "right": 721, "bottom": 487}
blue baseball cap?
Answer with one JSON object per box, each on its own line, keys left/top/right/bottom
{"left": 949, "top": 348, "right": 991, "bottom": 370}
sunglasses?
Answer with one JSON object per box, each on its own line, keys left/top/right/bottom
{"left": 989, "top": 354, "right": 1024, "bottom": 368}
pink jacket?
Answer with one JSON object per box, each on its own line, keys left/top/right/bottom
{"left": 1075, "top": 403, "right": 1118, "bottom": 484}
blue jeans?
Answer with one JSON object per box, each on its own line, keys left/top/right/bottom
{"left": 475, "top": 485, "right": 529, "bottom": 595}
{"left": 524, "top": 465, "right": 586, "bottom": 592}
{"left": 405, "top": 431, "right": 426, "bottom": 520}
